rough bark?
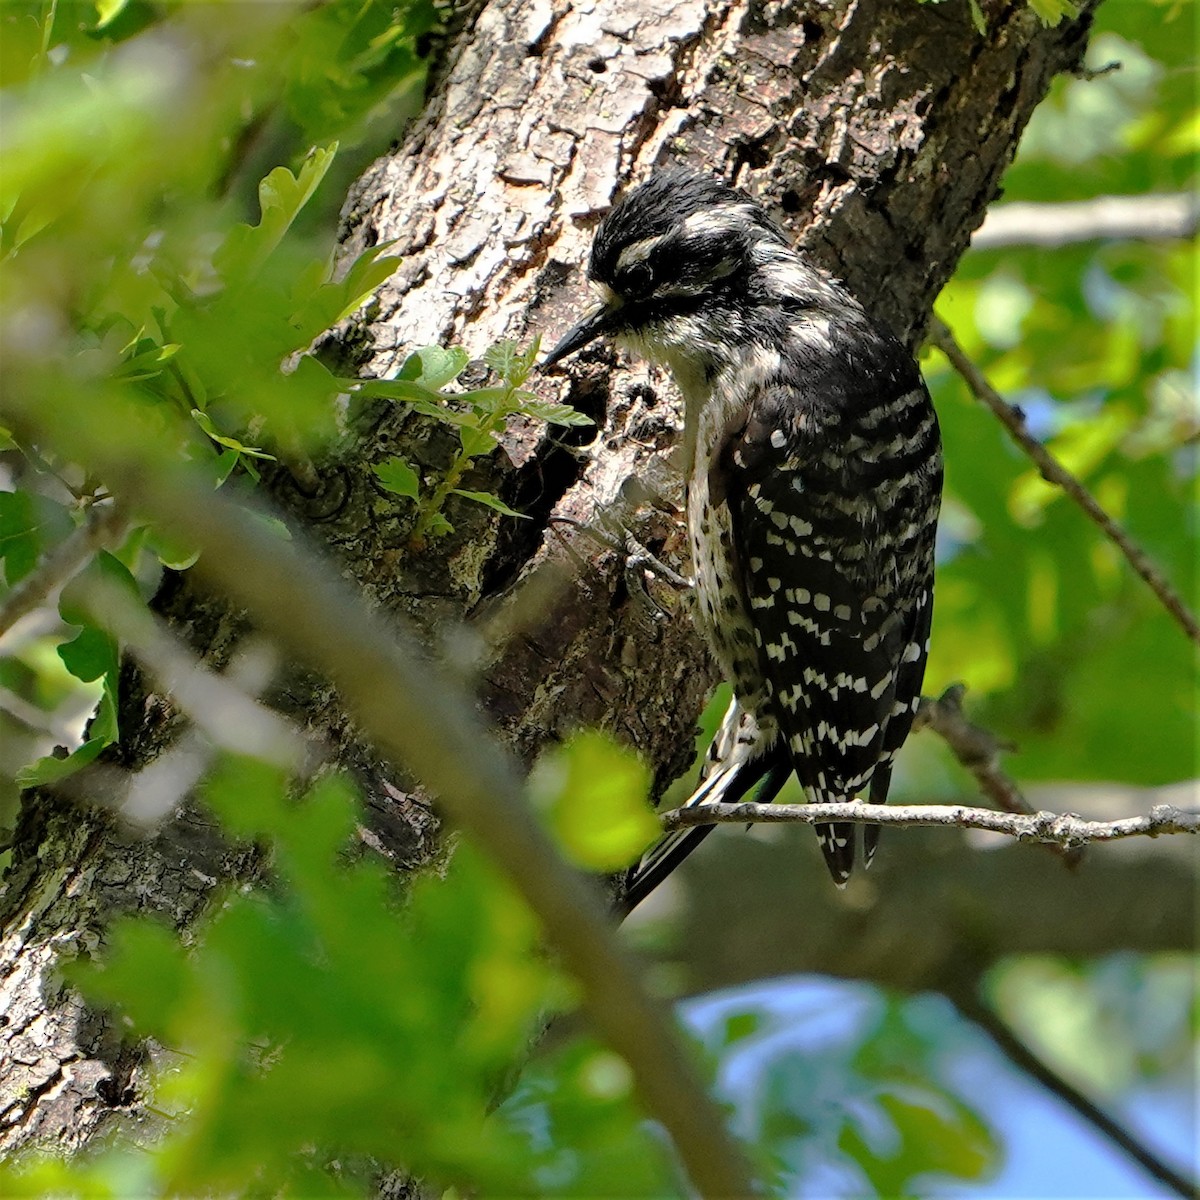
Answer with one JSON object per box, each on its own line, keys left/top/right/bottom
{"left": 0, "top": 0, "right": 1106, "bottom": 1162}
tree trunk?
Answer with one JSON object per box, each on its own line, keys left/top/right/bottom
{"left": 0, "top": 0, "right": 1112, "bottom": 1160}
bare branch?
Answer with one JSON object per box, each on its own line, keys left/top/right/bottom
{"left": 954, "top": 993, "right": 1199, "bottom": 1200}
{"left": 660, "top": 798, "right": 1199, "bottom": 847}
{"left": 973, "top": 192, "right": 1199, "bottom": 249}
{"left": 0, "top": 503, "right": 128, "bottom": 640}
{"left": 915, "top": 684, "right": 1085, "bottom": 866}
{"left": 929, "top": 318, "right": 1200, "bottom": 646}
{"left": 915, "top": 684, "right": 1023, "bottom": 813}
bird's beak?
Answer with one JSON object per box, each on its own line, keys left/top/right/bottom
{"left": 540, "top": 300, "right": 621, "bottom": 370}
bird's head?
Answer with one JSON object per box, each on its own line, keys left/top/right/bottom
{"left": 542, "top": 169, "right": 792, "bottom": 371}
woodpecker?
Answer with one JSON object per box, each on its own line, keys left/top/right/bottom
{"left": 543, "top": 169, "right": 942, "bottom": 899}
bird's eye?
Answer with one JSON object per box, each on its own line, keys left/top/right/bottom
{"left": 621, "top": 260, "right": 654, "bottom": 294}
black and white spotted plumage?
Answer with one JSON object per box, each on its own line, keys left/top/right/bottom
{"left": 544, "top": 169, "right": 942, "bottom": 895}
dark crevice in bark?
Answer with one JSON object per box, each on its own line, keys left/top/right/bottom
{"left": 476, "top": 370, "right": 614, "bottom": 603}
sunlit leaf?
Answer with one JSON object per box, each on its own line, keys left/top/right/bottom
{"left": 214, "top": 146, "right": 337, "bottom": 287}
{"left": 190, "top": 409, "right": 276, "bottom": 460}
{"left": 520, "top": 399, "right": 594, "bottom": 427}
{"left": 1026, "top": 0, "right": 1079, "bottom": 25}
{"left": 528, "top": 731, "right": 658, "bottom": 871}
{"left": 374, "top": 456, "right": 420, "bottom": 499}
{"left": 398, "top": 345, "right": 470, "bottom": 389}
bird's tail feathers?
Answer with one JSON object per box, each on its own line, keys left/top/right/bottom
{"left": 619, "top": 744, "right": 788, "bottom": 916}
{"left": 862, "top": 759, "right": 894, "bottom": 868}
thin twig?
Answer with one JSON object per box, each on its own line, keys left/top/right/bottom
{"left": 660, "top": 798, "right": 1199, "bottom": 847}
{"left": 954, "top": 993, "right": 1199, "bottom": 1200}
{"left": 121, "top": 644, "right": 302, "bottom": 827}
{"left": 0, "top": 503, "right": 128, "bottom": 639}
{"left": 49, "top": 623, "right": 310, "bottom": 827}
{"left": 915, "top": 685, "right": 1022, "bottom": 812}
{"left": 1, "top": 395, "right": 757, "bottom": 1200}
{"left": 915, "top": 684, "right": 1085, "bottom": 866}
{"left": 929, "top": 318, "right": 1200, "bottom": 647}
{"left": 973, "top": 192, "right": 1199, "bottom": 249}
{"left": 81, "top": 575, "right": 310, "bottom": 774}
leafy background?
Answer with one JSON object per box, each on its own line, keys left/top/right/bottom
{"left": 0, "top": 0, "right": 1195, "bottom": 1196}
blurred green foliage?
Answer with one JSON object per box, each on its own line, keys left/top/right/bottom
{"left": 0, "top": 0, "right": 438, "bottom": 816}
{"left": 989, "top": 953, "right": 1196, "bottom": 1099}
{"left": 528, "top": 730, "right": 660, "bottom": 871}
{"left": 677, "top": 986, "right": 1001, "bottom": 1196}
{"left": 1, "top": 757, "right": 683, "bottom": 1196}
{"left": 0, "top": 0, "right": 1194, "bottom": 1196}
{"left": 0, "top": 0, "right": 584, "bottom": 804}
{"left": 925, "top": 0, "right": 1196, "bottom": 787}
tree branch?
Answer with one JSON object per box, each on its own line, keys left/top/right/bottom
{"left": 929, "top": 317, "right": 1200, "bottom": 646}
{"left": 0, "top": 503, "right": 128, "bottom": 640}
{"left": 0, "top": 394, "right": 756, "bottom": 1200}
{"left": 915, "top": 683, "right": 1085, "bottom": 866}
{"left": 973, "top": 192, "right": 1199, "bottom": 249}
{"left": 80, "top": 576, "right": 310, "bottom": 777}
{"left": 914, "top": 684, "right": 1027, "bottom": 815}
{"left": 660, "top": 798, "right": 1199, "bottom": 847}
{"left": 655, "top": 803, "right": 1193, "bottom": 1004}
{"left": 953, "top": 993, "right": 1199, "bottom": 1200}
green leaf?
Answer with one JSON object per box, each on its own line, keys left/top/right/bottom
{"left": 16, "top": 550, "right": 143, "bottom": 785}
{"left": 288, "top": 243, "right": 401, "bottom": 342}
{"left": 93, "top": 0, "right": 131, "bottom": 29}
{"left": 202, "top": 755, "right": 293, "bottom": 841}
{"left": 527, "top": 731, "right": 658, "bottom": 871}
{"left": 458, "top": 424, "right": 499, "bottom": 459}
{"left": 57, "top": 622, "right": 116, "bottom": 685}
{"left": 483, "top": 340, "right": 520, "bottom": 383}
{"left": 58, "top": 550, "right": 140, "bottom": 678}
{"left": 1026, "top": 0, "right": 1079, "bottom": 25}
{"left": 114, "top": 338, "right": 180, "bottom": 383}
{"left": 214, "top": 147, "right": 337, "bottom": 286}
{"left": 374, "top": 456, "right": 420, "bottom": 499}
{"left": 72, "top": 917, "right": 193, "bottom": 1039}
{"left": 484, "top": 337, "right": 541, "bottom": 386}
{"left": 278, "top": 0, "right": 434, "bottom": 144}
{"left": 839, "top": 1091, "right": 995, "bottom": 1193}
{"left": 460, "top": 386, "right": 514, "bottom": 415}
{"left": 253, "top": 513, "right": 293, "bottom": 542}
{"left": 500, "top": 1037, "right": 679, "bottom": 1194}
{"left": 331, "top": 242, "right": 401, "bottom": 322}
{"left": 144, "top": 524, "right": 202, "bottom": 571}
{"left": 15, "top": 710, "right": 111, "bottom": 787}
{"left": 721, "top": 1010, "right": 764, "bottom": 1047}
{"left": 0, "top": 490, "right": 73, "bottom": 587}
{"left": 190, "top": 409, "right": 276, "bottom": 460}
{"left": 344, "top": 378, "right": 482, "bottom": 431}
{"left": 398, "top": 345, "right": 470, "bottom": 389}
{"left": 519, "top": 400, "right": 594, "bottom": 427}
{"left": 449, "top": 489, "right": 527, "bottom": 519}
